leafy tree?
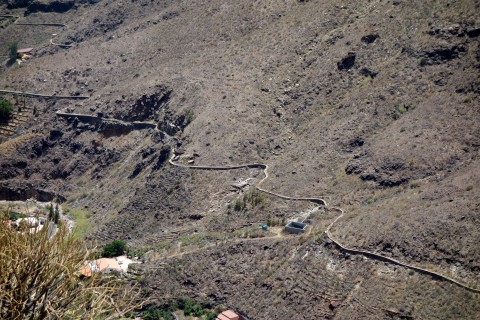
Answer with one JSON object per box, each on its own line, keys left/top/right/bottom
{"left": 102, "top": 239, "right": 127, "bottom": 257}
{"left": 54, "top": 203, "right": 60, "bottom": 224}
{"left": 0, "top": 98, "right": 13, "bottom": 123}
{"left": 0, "top": 213, "right": 139, "bottom": 319}
{"left": 48, "top": 204, "right": 54, "bottom": 221}
{"left": 206, "top": 310, "right": 218, "bottom": 320}
{"left": 8, "top": 42, "right": 18, "bottom": 61}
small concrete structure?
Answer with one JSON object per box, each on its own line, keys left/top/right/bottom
{"left": 284, "top": 221, "right": 307, "bottom": 234}
{"left": 13, "top": 216, "right": 47, "bottom": 233}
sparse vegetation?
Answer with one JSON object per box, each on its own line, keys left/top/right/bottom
{"left": 267, "top": 215, "right": 285, "bottom": 226}
{"left": 245, "top": 188, "right": 266, "bottom": 206}
{"left": 63, "top": 205, "right": 93, "bottom": 238}
{"left": 1, "top": 1, "right": 479, "bottom": 318}
{"left": 234, "top": 188, "right": 266, "bottom": 211}
{"left": 179, "top": 233, "right": 207, "bottom": 247}
{"left": 246, "top": 228, "right": 266, "bottom": 238}
{"left": 358, "top": 75, "right": 372, "bottom": 86}
{"left": 410, "top": 181, "right": 422, "bottom": 189}
{"left": 185, "top": 109, "right": 194, "bottom": 125}
{"left": 393, "top": 103, "right": 416, "bottom": 119}
{"left": 363, "top": 198, "right": 374, "bottom": 205}
{"left": 234, "top": 198, "right": 246, "bottom": 211}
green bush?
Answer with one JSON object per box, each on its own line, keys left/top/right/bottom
{"left": 0, "top": 99, "right": 13, "bottom": 122}
{"left": 206, "top": 311, "right": 218, "bottom": 320}
{"left": 244, "top": 188, "right": 266, "bottom": 207}
{"left": 143, "top": 306, "right": 174, "bottom": 320}
{"left": 182, "top": 298, "right": 204, "bottom": 317}
{"left": 143, "top": 298, "right": 219, "bottom": 320}
{"left": 176, "top": 298, "right": 213, "bottom": 317}
{"left": 102, "top": 239, "right": 127, "bottom": 257}
{"left": 394, "top": 103, "right": 416, "bottom": 119}
{"left": 7, "top": 211, "right": 25, "bottom": 221}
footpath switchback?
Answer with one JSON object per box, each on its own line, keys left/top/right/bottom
{"left": 169, "top": 150, "right": 480, "bottom": 294}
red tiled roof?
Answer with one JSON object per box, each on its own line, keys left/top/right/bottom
{"left": 223, "top": 310, "right": 239, "bottom": 318}
{"left": 80, "top": 258, "right": 121, "bottom": 277}
{"left": 17, "top": 48, "right": 33, "bottom": 54}
{"left": 216, "top": 310, "right": 240, "bottom": 320}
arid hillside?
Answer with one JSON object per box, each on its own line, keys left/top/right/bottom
{"left": 1, "top": 0, "right": 479, "bottom": 319}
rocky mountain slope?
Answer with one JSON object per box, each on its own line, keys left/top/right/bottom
{"left": 1, "top": 0, "right": 479, "bottom": 318}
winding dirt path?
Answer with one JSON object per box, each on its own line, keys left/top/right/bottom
{"left": 169, "top": 150, "right": 480, "bottom": 294}
{"left": 49, "top": 38, "right": 72, "bottom": 48}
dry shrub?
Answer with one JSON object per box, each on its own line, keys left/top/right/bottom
{"left": 0, "top": 211, "right": 141, "bottom": 319}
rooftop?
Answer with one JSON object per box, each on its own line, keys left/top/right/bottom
{"left": 17, "top": 48, "right": 33, "bottom": 54}
{"left": 216, "top": 310, "right": 240, "bottom": 320}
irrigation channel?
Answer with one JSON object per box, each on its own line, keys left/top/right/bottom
{"left": 169, "top": 151, "right": 480, "bottom": 294}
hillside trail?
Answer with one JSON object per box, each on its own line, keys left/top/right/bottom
{"left": 165, "top": 233, "right": 287, "bottom": 260}
{"left": 169, "top": 150, "right": 480, "bottom": 294}
{"left": 0, "top": 16, "right": 81, "bottom": 99}
{"left": 1, "top": 14, "right": 478, "bottom": 294}
{"left": 160, "top": 223, "right": 289, "bottom": 260}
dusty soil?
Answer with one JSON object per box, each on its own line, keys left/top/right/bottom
{"left": 0, "top": 0, "right": 479, "bottom": 318}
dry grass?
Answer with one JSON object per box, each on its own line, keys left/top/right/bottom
{"left": 0, "top": 213, "right": 141, "bottom": 319}
{"left": 0, "top": 133, "right": 38, "bottom": 155}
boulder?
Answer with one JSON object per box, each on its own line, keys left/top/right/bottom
{"left": 466, "top": 27, "right": 480, "bottom": 38}
{"left": 25, "top": 0, "right": 75, "bottom": 15}
{"left": 361, "top": 34, "right": 379, "bottom": 44}
{"left": 337, "top": 52, "right": 356, "bottom": 70}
